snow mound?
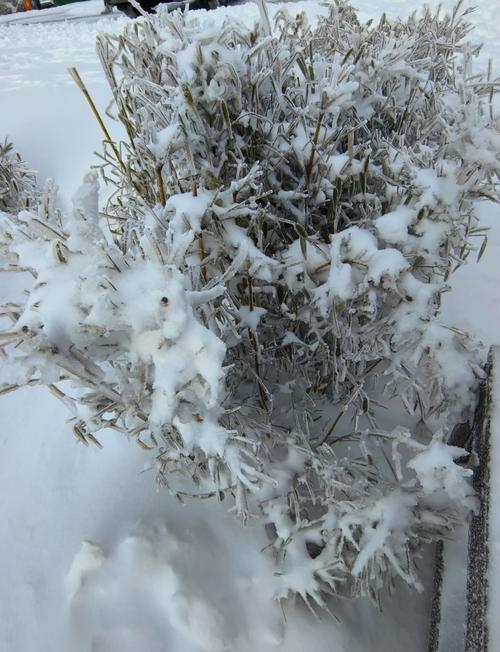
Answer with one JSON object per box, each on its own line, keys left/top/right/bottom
{"left": 66, "top": 520, "right": 285, "bottom": 652}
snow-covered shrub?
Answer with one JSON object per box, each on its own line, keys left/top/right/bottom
{"left": 1, "top": 2, "right": 499, "bottom": 604}
{"left": 0, "top": 140, "right": 37, "bottom": 213}
{"left": 0, "top": 0, "right": 25, "bottom": 16}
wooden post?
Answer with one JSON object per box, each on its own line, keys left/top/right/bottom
{"left": 428, "top": 346, "right": 495, "bottom": 652}
{"left": 465, "top": 347, "right": 495, "bottom": 651}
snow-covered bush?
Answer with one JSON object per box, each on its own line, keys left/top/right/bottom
{"left": 1, "top": 1, "right": 499, "bottom": 604}
{"left": 0, "top": 0, "right": 25, "bottom": 16}
{"left": 0, "top": 140, "right": 37, "bottom": 213}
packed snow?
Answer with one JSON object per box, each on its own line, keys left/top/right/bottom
{"left": 1, "top": 1, "right": 500, "bottom": 651}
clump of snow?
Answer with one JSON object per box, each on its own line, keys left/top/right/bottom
{"left": 237, "top": 305, "right": 267, "bottom": 331}
{"left": 66, "top": 540, "right": 106, "bottom": 603}
{"left": 375, "top": 207, "right": 415, "bottom": 246}
{"left": 408, "top": 438, "right": 474, "bottom": 502}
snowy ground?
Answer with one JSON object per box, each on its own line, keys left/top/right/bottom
{"left": 1, "top": 1, "right": 499, "bottom": 651}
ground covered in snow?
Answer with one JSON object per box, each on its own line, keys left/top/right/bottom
{"left": 1, "top": 1, "right": 500, "bottom": 651}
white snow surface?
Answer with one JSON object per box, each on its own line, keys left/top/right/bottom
{"left": 1, "top": 1, "right": 500, "bottom": 651}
